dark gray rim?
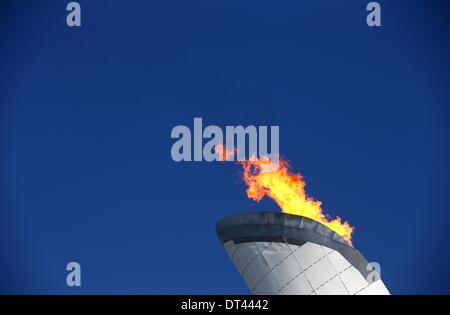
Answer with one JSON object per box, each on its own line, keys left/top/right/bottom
{"left": 216, "top": 212, "right": 372, "bottom": 279}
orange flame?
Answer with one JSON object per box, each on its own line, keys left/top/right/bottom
{"left": 214, "top": 142, "right": 354, "bottom": 245}
{"left": 240, "top": 157, "right": 354, "bottom": 244}
{"left": 214, "top": 144, "right": 238, "bottom": 161}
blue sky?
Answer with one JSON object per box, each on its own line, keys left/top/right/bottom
{"left": 1, "top": 0, "right": 449, "bottom": 294}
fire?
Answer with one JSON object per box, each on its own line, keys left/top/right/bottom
{"left": 215, "top": 144, "right": 354, "bottom": 245}
{"left": 214, "top": 144, "right": 237, "bottom": 161}
{"left": 240, "top": 158, "right": 354, "bottom": 244}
